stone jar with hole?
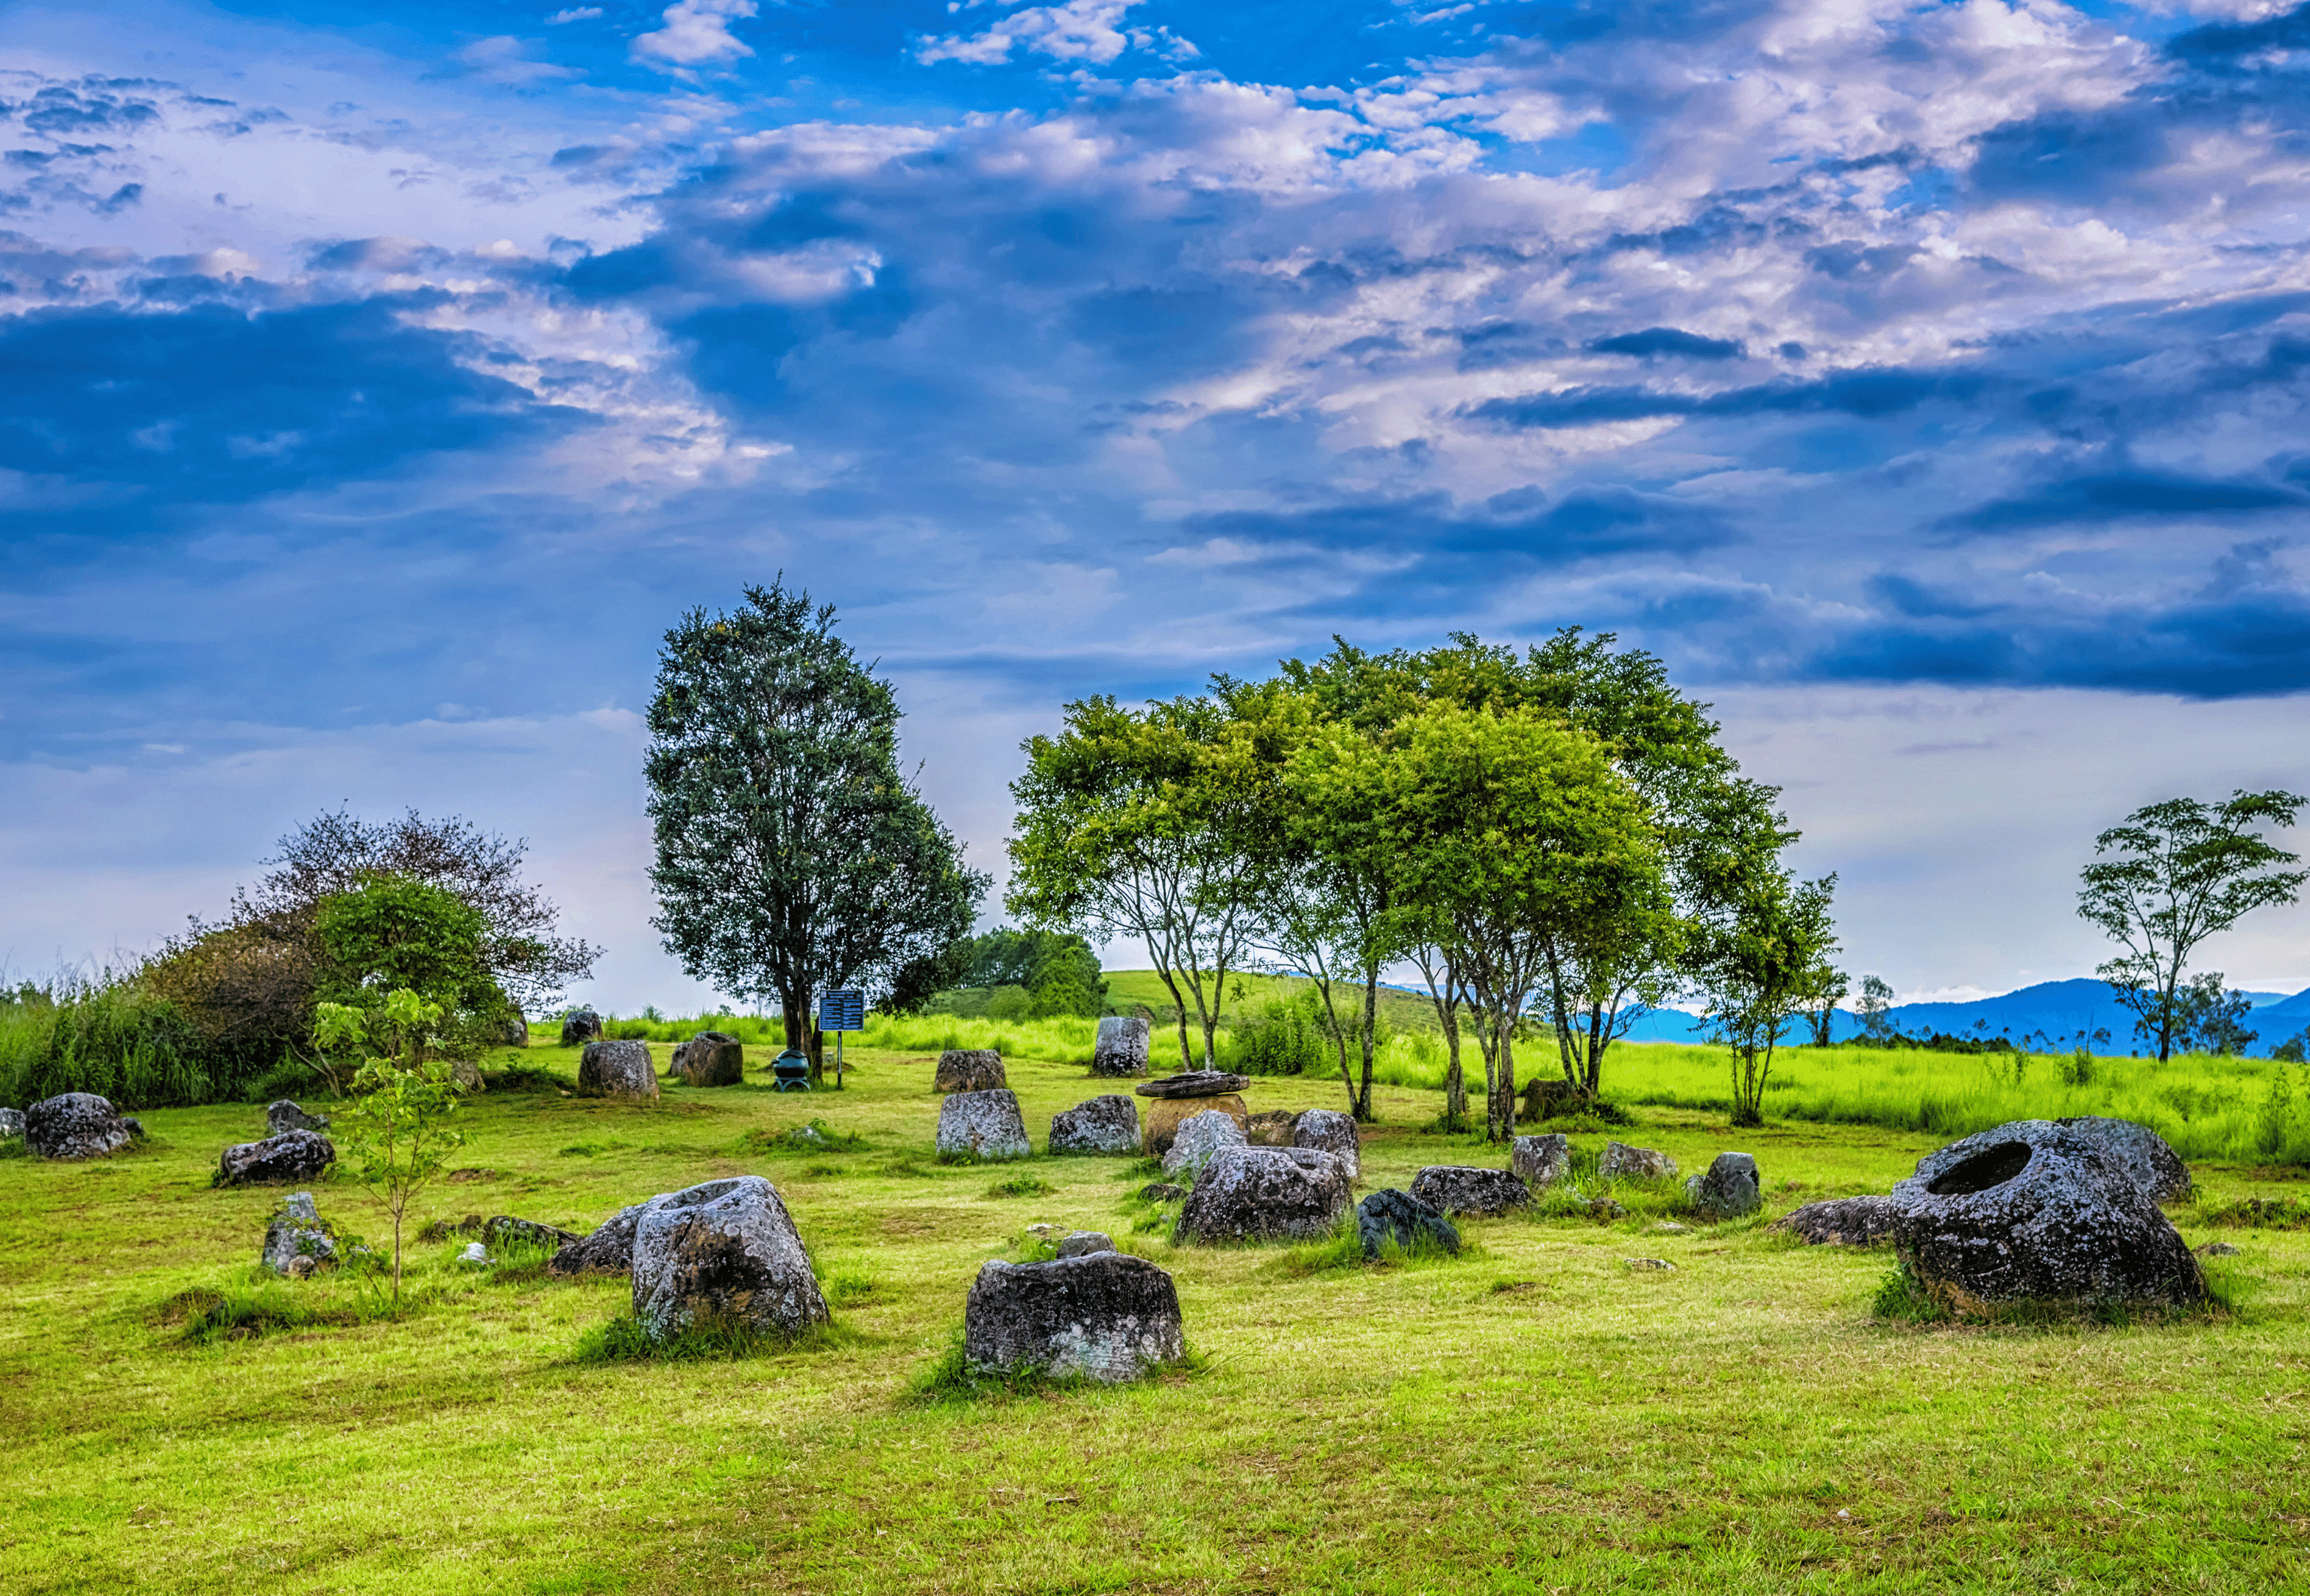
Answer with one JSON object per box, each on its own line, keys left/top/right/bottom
{"left": 630, "top": 1175, "right": 830, "bottom": 1341}
{"left": 1916, "top": 1117, "right": 2191, "bottom": 1205}
{"left": 937, "top": 1088, "right": 1031, "bottom": 1161}
{"left": 1885, "top": 1123, "right": 2203, "bottom": 1315}
{"left": 578, "top": 1039, "right": 659, "bottom": 1100}
{"left": 560, "top": 1009, "right": 603, "bottom": 1045}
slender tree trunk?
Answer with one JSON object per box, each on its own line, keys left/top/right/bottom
{"left": 391, "top": 1199, "right": 404, "bottom": 1305}
{"left": 1442, "top": 1005, "right": 1466, "bottom": 1132}
{"left": 1356, "top": 970, "right": 1379, "bottom": 1123}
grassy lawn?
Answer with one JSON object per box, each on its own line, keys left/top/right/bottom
{"left": 3, "top": 1036, "right": 2305, "bottom": 1594}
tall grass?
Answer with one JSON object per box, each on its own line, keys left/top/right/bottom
{"left": 0, "top": 971, "right": 251, "bottom": 1109}
{"left": 583, "top": 1009, "right": 1103, "bottom": 1066}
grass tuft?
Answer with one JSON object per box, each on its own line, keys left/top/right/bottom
{"left": 985, "top": 1173, "right": 1057, "bottom": 1199}
{"left": 570, "top": 1312, "right": 850, "bottom": 1363}
{"left": 2199, "top": 1195, "right": 2310, "bottom": 1229}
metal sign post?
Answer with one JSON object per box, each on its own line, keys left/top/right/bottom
{"left": 818, "top": 989, "right": 865, "bottom": 1090}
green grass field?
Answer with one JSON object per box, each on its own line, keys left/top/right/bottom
{"left": 3, "top": 1029, "right": 2306, "bottom": 1594}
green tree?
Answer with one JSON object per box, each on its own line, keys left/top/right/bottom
{"left": 315, "top": 988, "right": 465, "bottom": 1305}
{"left": 1800, "top": 965, "right": 1851, "bottom": 1047}
{"left": 645, "top": 581, "right": 988, "bottom": 1078}
{"left": 2173, "top": 973, "right": 2259, "bottom": 1057}
{"left": 1007, "top": 693, "right": 1281, "bottom": 1072}
{"left": 312, "top": 874, "right": 506, "bottom": 1016}
{"left": 942, "top": 928, "right": 1110, "bottom": 1018}
{"left": 2077, "top": 790, "right": 2306, "bottom": 1063}
{"left": 1382, "top": 703, "right": 1663, "bottom": 1142}
{"left": 1854, "top": 974, "right": 1896, "bottom": 1041}
{"left": 1696, "top": 870, "right": 1841, "bottom": 1127}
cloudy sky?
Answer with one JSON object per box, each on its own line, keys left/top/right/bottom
{"left": 5, "top": 0, "right": 2308, "bottom": 1012}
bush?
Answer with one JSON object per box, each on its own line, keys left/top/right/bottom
{"left": 1227, "top": 991, "right": 1333, "bottom": 1076}
{"left": 0, "top": 971, "right": 251, "bottom": 1109}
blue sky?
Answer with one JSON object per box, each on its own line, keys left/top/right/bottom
{"left": 4, "top": 0, "right": 2308, "bottom": 1009}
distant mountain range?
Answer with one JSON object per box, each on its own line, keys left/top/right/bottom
{"left": 1618, "top": 976, "right": 2310, "bottom": 1056}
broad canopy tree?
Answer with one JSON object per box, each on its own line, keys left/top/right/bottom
{"left": 2078, "top": 789, "right": 2306, "bottom": 1062}
{"left": 646, "top": 581, "right": 987, "bottom": 1076}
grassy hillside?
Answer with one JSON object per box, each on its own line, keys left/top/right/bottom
{"left": 0, "top": 1031, "right": 2303, "bottom": 1593}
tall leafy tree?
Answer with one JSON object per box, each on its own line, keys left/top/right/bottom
{"left": 646, "top": 581, "right": 987, "bottom": 1075}
{"left": 1008, "top": 693, "right": 1281, "bottom": 1072}
{"left": 1695, "top": 867, "right": 1841, "bottom": 1127}
{"left": 1382, "top": 702, "right": 1663, "bottom": 1142}
{"left": 2077, "top": 790, "right": 2305, "bottom": 1063}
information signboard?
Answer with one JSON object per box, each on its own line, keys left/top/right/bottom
{"left": 817, "top": 989, "right": 865, "bottom": 1088}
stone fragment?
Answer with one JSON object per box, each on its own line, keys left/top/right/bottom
{"left": 1089, "top": 1015, "right": 1151, "bottom": 1078}
{"left": 1356, "top": 1188, "right": 1460, "bottom": 1258}
{"left": 1173, "top": 1147, "right": 1351, "bottom": 1245}
{"left": 1142, "top": 1094, "right": 1248, "bottom": 1156}
{"left": 217, "top": 1129, "right": 337, "bottom": 1186}
{"left": 631, "top": 1175, "right": 829, "bottom": 1341}
{"left": 1292, "top": 1109, "right": 1360, "bottom": 1180}
{"left": 671, "top": 1030, "right": 744, "bottom": 1087}
{"left": 2197, "top": 1241, "right": 2241, "bottom": 1257}
{"left": 1626, "top": 1258, "right": 1674, "bottom": 1272}
{"left": 1245, "top": 1109, "right": 1298, "bottom": 1146}
{"left": 1511, "top": 1133, "right": 1571, "bottom": 1189}
{"left": 266, "top": 1100, "right": 330, "bottom": 1137}
{"left": 0, "top": 1107, "right": 23, "bottom": 1141}
{"left": 1161, "top": 1109, "right": 1247, "bottom": 1180}
{"left": 1408, "top": 1166, "right": 1533, "bottom": 1218}
{"left": 964, "top": 1251, "right": 1185, "bottom": 1381}
{"left": 578, "top": 1039, "right": 659, "bottom": 1100}
{"left": 484, "top": 1216, "right": 580, "bottom": 1253}
{"left": 1653, "top": 1221, "right": 1689, "bottom": 1233}
{"left": 260, "top": 1191, "right": 337, "bottom": 1275}
{"left": 1885, "top": 1123, "right": 2204, "bottom": 1315}
{"left": 1685, "top": 1151, "right": 1762, "bottom": 1217}
{"left": 1772, "top": 1196, "right": 1896, "bottom": 1247}
{"left": 1055, "top": 1230, "right": 1116, "bottom": 1258}
{"left": 26, "top": 1093, "right": 139, "bottom": 1160}
{"left": 1138, "top": 1182, "right": 1186, "bottom": 1204}
{"left": 1047, "top": 1094, "right": 1140, "bottom": 1155}
{"left": 560, "top": 1009, "right": 603, "bottom": 1045}
{"left": 457, "top": 1242, "right": 494, "bottom": 1268}
{"left": 1599, "top": 1142, "right": 1678, "bottom": 1181}
{"left": 1135, "top": 1070, "right": 1252, "bottom": 1099}
{"left": 936, "top": 1088, "right": 1031, "bottom": 1161}
{"left": 935, "top": 1049, "right": 1007, "bottom": 1094}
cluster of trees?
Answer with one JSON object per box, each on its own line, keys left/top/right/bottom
{"left": 1007, "top": 632, "right": 1840, "bottom": 1134}
{"left": 929, "top": 928, "right": 1109, "bottom": 1021}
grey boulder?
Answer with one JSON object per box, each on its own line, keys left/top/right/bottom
{"left": 631, "top": 1175, "right": 830, "bottom": 1341}
{"left": 547, "top": 1178, "right": 755, "bottom": 1276}
{"left": 671, "top": 1030, "right": 744, "bottom": 1087}
{"left": 1773, "top": 1196, "right": 1895, "bottom": 1246}
{"left": 1089, "top": 1015, "right": 1151, "bottom": 1078}
{"left": 965, "top": 1251, "right": 1185, "bottom": 1381}
{"left": 218, "top": 1129, "right": 336, "bottom": 1186}
{"left": 560, "top": 1009, "right": 603, "bottom": 1045}
{"left": 260, "top": 1191, "right": 337, "bottom": 1275}
{"left": 266, "top": 1100, "right": 330, "bottom": 1137}
{"left": 1511, "top": 1133, "right": 1571, "bottom": 1189}
{"left": 1173, "top": 1147, "right": 1350, "bottom": 1245}
{"left": 1599, "top": 1142, "right": 1678, "bottom": 1181}
{"left": 937, "top": 1088, "right": 1031, "bottom": 1161}
{"left": 1685, "top": 1152, "right": 1762, "bottom": 1217}
{"left": 1161, "top": 1109, "right": 1247, "bottom": 1179}
{"left": 578, "top": 1039, "right": 659, "bottom": 1100}
{"left": 1055, "top": 1230, "right": 1116, "bottom": 1258}
{"left": 1357, "top": 1188, "right": 1460, "bottom": 1258}
{"left": 1886, "top": 1124, "right": 2203, "bottom": 1315}
{"left": 26, "top": 1093, "right": 140, "bottom": 1160}
{"left": 1048, "top": 1094, "right": 1140, "bottom": 1155}
{"left": 1292, "top": 1109, "right": 1360, "bottom": 1181}
{"left": 935, "top": 1049, "right": 1007, "bottom": 1094}
{"left": 1408, "top": 1166, "right": 1532, "bottom": 1218}
{"left": 0, "top": 1108, "right": 22, "bottom": 1141}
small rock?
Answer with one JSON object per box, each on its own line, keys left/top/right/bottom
{"left": 265, "top": 1100, "right": 330, "bottom": 1137}
{"left": 25, "top": 1093, "right": 139, "bottom": 1160}
{"left": 1511, "top": 1133, "right": 1571, "bottom": 1189}
{"left": 936, "top": 1088, "right": 1031, "bottom": 1161}
{"left": 457, "top": 1242, "right": 494, "bottom": 1268}
{"left": 285, "top": 1255, "right": 319, "bottom": 1281}
{"left": 1357, "top": 1189, "right": 1460, "bottom": 1258}
{"left": 2197, "top": 1241, "right": 2241, "bottom": 1257}
{"left": 1408, "top": 1166, "right": 1532, "bottom": 1218}
{"left": 935, "top": 1049, "right": 1007, "bottom": 1094}
{"left": 1135, "top": 1070, "right": 1252, "bottom": 1100}
{"left": 1089, "top": 1015, "right": 1151, "bottom": 1079}
{"left": 670, "top": 1030, "right": 744, "bottom": 1087}
{"left": 1653, "top": 1221, "right": 1689, "bottom": 1233}
{"left": 964, "top": 1251, "right": 1185, "bottom": 1381}
{"left": 1575, "top": 1193, "right": 1628, "bottom": 1221}
{"left": 560, "top": 1009, "right": 603, "bottom": 1046}
{"left": 0, "top": 1107, "right": 23, "bottom": 1141}
{"left": 1686, "top": 1151, "right": 1762, "bottom": 1217}
{"left": 1025, "top": 1223, "right": 1058, "bottom": 1238}
{"left": 1244, "top": 1109, "right": 1298, "bottom": 1146}
{"left": 260, "top": 1191, "right": 337, "bottom": 1275}
{"left": 1293, "top": 1109, "right": 1360, "bottom": 1181}
{"left": 1773, "top": 1196, "right": 1896, "bottom": 1247}
{"left": 1048, "top": 1094, "right": 1140, "bottom": 1155}
{"left": 1599, "top": 1142, "right": 1678, "bottom": 1181}
{"left": 1056, "top": 1230, "right": 1116, "bottom": 1258}
{"left": 1174, "top": 1147, "right": 1351, "bottom": 1245}
{"left": 217, "top": 1129, "right": 337, "bottom": 1187}
{"left": 1626, "top": 1257, "right": 1674, "bottom": 1271}
{"left": 1162, "top": 1109, "right": 1248, "bottom": 1180}
{"left": 1142, "top": 1093, "right": 1249, "bottom": 1155}
{"left": 1139, "top": 1182, "right": 1187, "bottom": 1204}
{"left": 631, "top": 1175, "right": 829, "bottom": 1341}
{"left": 578, "top": 1039, "right": 659, "bottom": 1100}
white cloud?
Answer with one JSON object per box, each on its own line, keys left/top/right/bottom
{"left": 918, "top": 0, "right": 1178, "bottom": 68}
{"left": 632, "top": 0, "right": 757, "bottom": 68}
{"left": 545, "top": 6, "right": 604, "bottom": 21}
